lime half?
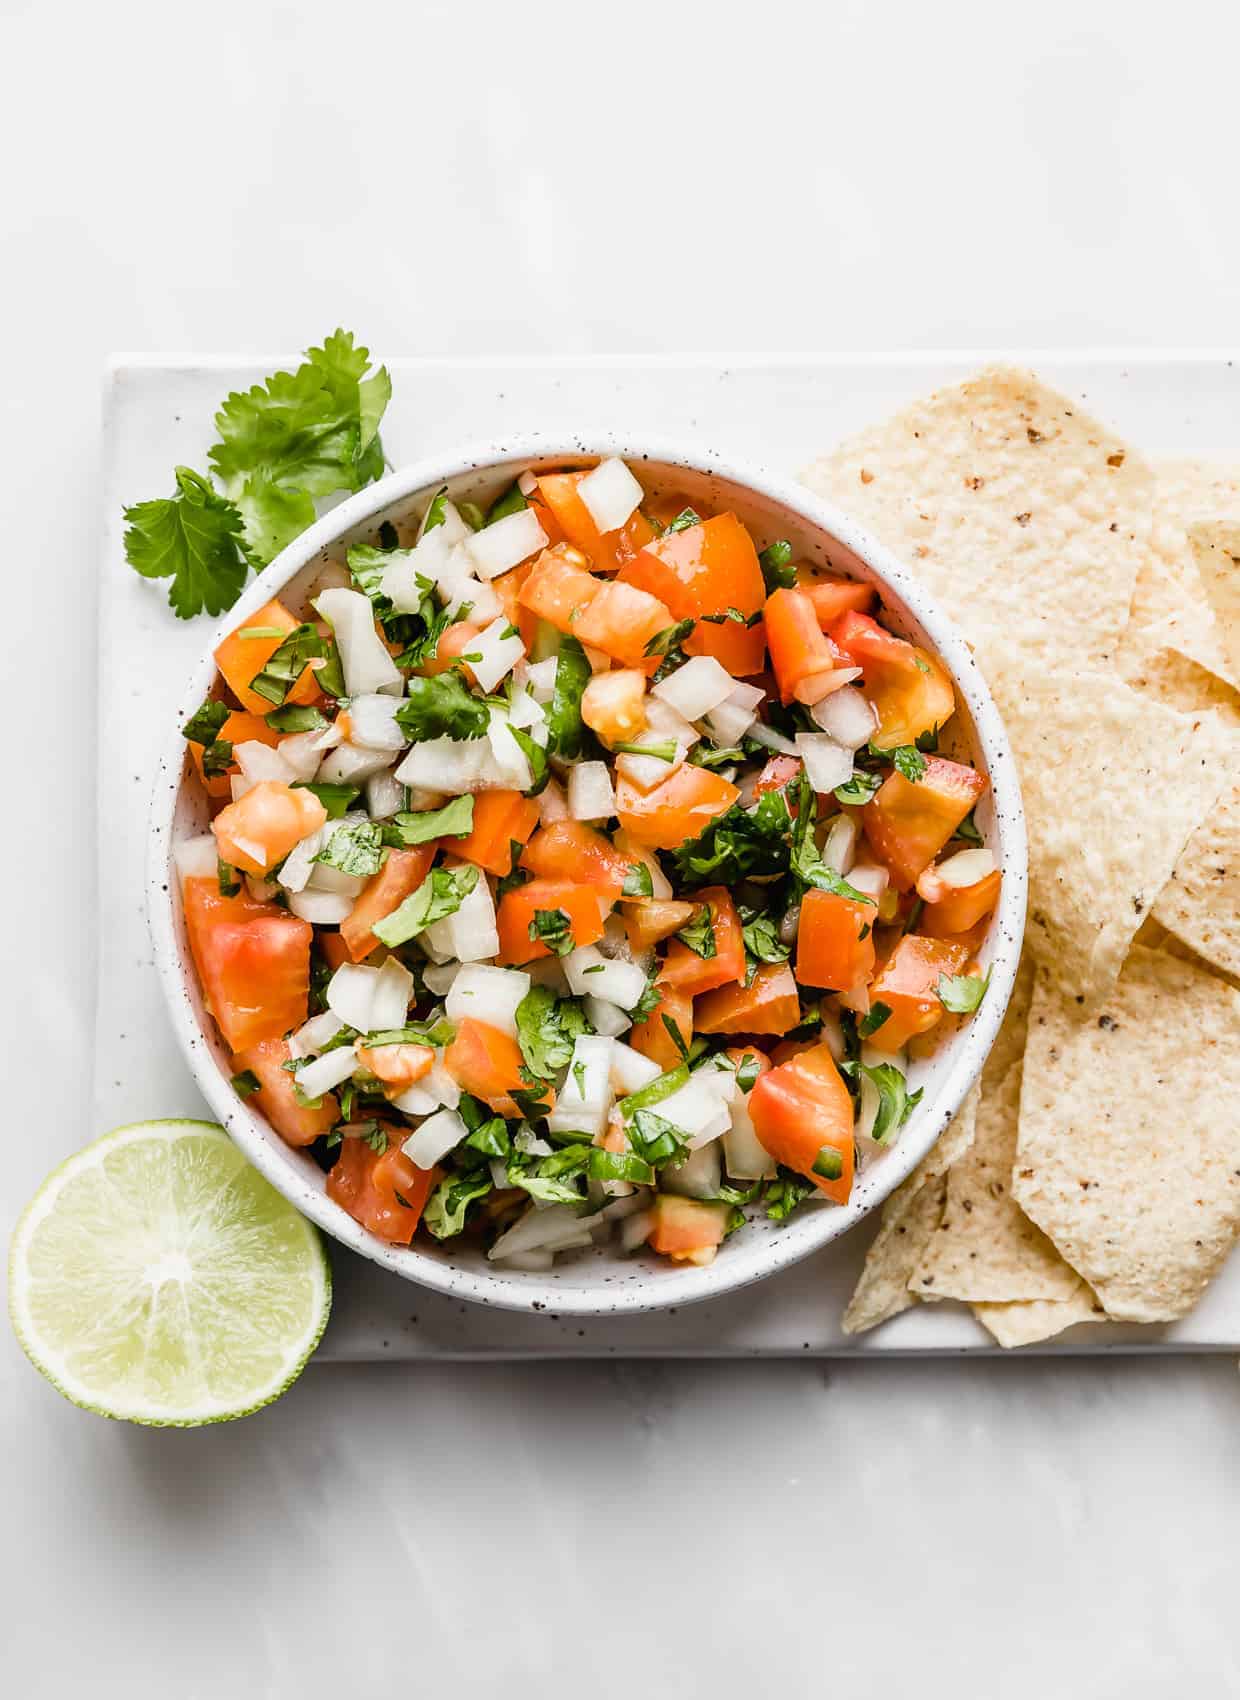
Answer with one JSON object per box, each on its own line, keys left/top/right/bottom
{"left": 8, "top": 1120, "right": 330, "bottom": 1426}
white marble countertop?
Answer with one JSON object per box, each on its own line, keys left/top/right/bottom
{"left": 3, "top": 1, "right": 1239, "bottom": 1691}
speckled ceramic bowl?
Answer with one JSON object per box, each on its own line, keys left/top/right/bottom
{"left": 148, "top": 434, "right": 1027, "bottom": 1317}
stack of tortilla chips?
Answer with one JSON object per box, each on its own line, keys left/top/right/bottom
{"left": 802, "top": 368, "right": 1240, "bottom": 1346}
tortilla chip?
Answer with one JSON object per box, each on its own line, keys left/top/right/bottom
{"left": 801, "top": 365, "right": 1151, "bottom": 677}
{"left": 1189, "top": 527, "right": 1240, "bottom": 684}
{"left": 973, "top": 1280, "right": 1104, "bottom": 1349}
{"left": 841, "top": 1090, "right": 978, "bottom": 1335}
{"left": 1151, "top": 777, "right": 1240, "bottom": 980}
{"left": 1012, "top": 948, "right": 1240, "bottom": 1322}
{"left": 911, "top": 1059, "right": 1084, "bottom": 1304}
{"left": 986, "top": 658, "right": 1235, "bottom": 1003}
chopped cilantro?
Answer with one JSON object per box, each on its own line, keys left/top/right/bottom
{"left": 182, "top": 699, "right": 230, "bottom": 747}
{"left": 217, "top": 860, "right": 241, "bottom": 897}
{"left": 395, "top": 672, "right": 489, "bottom": 742}
{"left": 621, "top": 862, "right": 654, "bottom": 898}
{"left": 936, "top": 971, "right": 990, "bottom": 1014}
{"left": 676, "top": 904, "right": 718, "bottom": 960}
{"left": 758, "top": 539, "right": 797, "bottom": 592}
{"left": 312, "top": 818, "right": 386, "bottom": 878}
{"left": 291, "top": 780, "right": 360, "bottom": 819}
{"left": 515, "top": 985, "right": 593, "bottom": 1081}
{"left": 382, "top": 795, "right": 474, "bottom": 846}
{"left": 371, "top": 864, "right": 479, "bottom": 947}
{"left": 858, "top": 1002, "right": 892, "bottom": 1038}
{"left": 423, "top": 1169, "right": 493, "bottom": 1239}
{"left": 264, "top": 703, "right": 330, "bottom": 733}
{"left": 547, "top": 635, "right": 591, "bottom": 760}
{"left": 528, "top": 908, "right": 574, "bottom": 957}
{"left": 230, "top": 1069, "right": 261, "bottom": 1098}
{"left": 644, "top": 618, "right": 696, "bottom": 657}
{"left": 666, "top": 507, "right": 702, "bottom": 533}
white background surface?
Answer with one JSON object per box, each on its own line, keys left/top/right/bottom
{"left": 4, "top": 1, "right": 1240, "bottom": 1693}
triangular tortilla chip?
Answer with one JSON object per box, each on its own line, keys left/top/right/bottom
{"left": 973, "top": 1281, "right": 1103, "bottom": 1348}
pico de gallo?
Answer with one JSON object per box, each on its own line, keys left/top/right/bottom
{"left": 175, "top": 459, "right": 999, "bottom": 1271}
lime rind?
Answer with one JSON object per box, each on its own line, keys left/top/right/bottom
{"left": 8, "top": 1120, "right": 331, "bottom": 1426}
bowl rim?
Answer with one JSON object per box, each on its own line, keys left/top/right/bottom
{"left": 146, "top": 430, "right": 1028, "bottom": 1317}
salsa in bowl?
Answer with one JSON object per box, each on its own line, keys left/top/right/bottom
{"left": 149, "top": 437, "right": 1026, "bottom": 1315}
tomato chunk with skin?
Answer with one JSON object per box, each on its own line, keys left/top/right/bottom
{"left": 748, "top": 1042, "right": 855, "bottom": 1205}
{"left": 416, "top": 621, "right": 482, "bottom": 682}
{"left": 620, "top": 514, "right": 767, "bottom": 676}
{"left": 797, "top": 573, "right": 876, "bottom": 629}
{"left": 231, "top": 1035, "right": 338, "bottom": 1147}
{"left": 520, "top": 820, "right": 632, "bottom": 900}
{"left": 795, "top": 888, "right": 877, "bottom": 992}
{"left": 535, "top": 472, "right": 655, "bottom": 574}
{"left": 921, "top": 868, "right": 1002, "bottom": 938}
{"left": 214, "top": 598, "right": 321, "bottom": 716}
{"left": 341, "top": 844, "right": 438, "bottom": 961}
{"left": 443, "top": 1018, "right": 533, "bottom": 1117}
{"left": 764, "top": 586, "right": 851, "bottom": 705}
{"left": 182, "top": 877, "right": 313, "bottom": 1052}
{"left": 573, "top": 580, "right": 675, "bottom": 669}
{"left": 491, "top": 560, "right": 540, "bottom": 652}
{"left": 829, "top": 609, "right": 955, "bottom": 750}
{"left": 495, "top": 879, "right": 606, "bottom": 965}
{"left": 189, "top": 710, "right": 280, "bottom": 800}
{"left": 629, "top": 979, "right": 692, "bottom": 1072}
{"left": 658, "top": 886, "right": 745, "bottom": 997}
{"left": 517, "top": 545, "right": 601, "bottom": 635}
{"left": 615, "top": 765, "right": 740, "bottom": 850}
{"left": 327, "top": 1133, "right": 438, "bottom": 1244}
{"left": 865, "top": 935, "right": 971, "bottom": 1053}
{"left": 863, "top": 756, "right": 987, "bottom": 891}
{"left": 694, "top": 963, "right": 801, "bottom": 1036}
{"left": 752, "top": 754, "right": 802, "bottom": 800}
{"left": 624, "top": 899, "right": 695, "bottom": 954}
{"left": 355, "top": 1042, "right": 435, "bottom": 1093}
{"left": 212, "top": 781, "right": 328, "bottom": 876}
{"left": 453, "top": 790, "right": 540, "bottom": 878}
{"left": 647, "top": 1195, "right": 730, "bottom": 1264}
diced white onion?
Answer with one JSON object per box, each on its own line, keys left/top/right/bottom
{"left": 234, "top": 741, "right": 298, "bottom": 789}
{"left": 746, "top": 720, "right": 798, "bottom": 756}
{"left": 425, "top": 1060, "right": 461, "bottom": 1110}
{"left": 464, "top": 508, "right": 548, "bottom": 580}
{"left": 317, "top": 742, "right": 397, "bottom": 786}
{"left": 564, "top": 946, "right": 647, "bottom": 1010}
{"left": 365, "top": 769, "right": 405, "bottom": 819}
{"left": 445, "top": 964, "right": 531, "bottom": 1037}
{"left": 286, "top": 889, "right": 355, "bottom": 924}
{"left": 615, "top": 733, "right": 686, "bottom": 792}
{"left": 420, "top": 960, "right": 461, "bottom": 997}
{"left": 661, "top": 1139, "right": 723, "bottom": 1200}
{"left": 655, "top": 1075, "right": 733, "bottom": 1147}
{"left": 395, "top": 734, "right": 490, "bottom": 794}
{"left": 654, "top": 655, "right": 737, "bottom": 721}
{"left": 819, "top": 1007, "right": 847, "bottom": 1063}
{"left": 306, "top": 857, "right": 367, "bottom": 899}
{"left": 538, "top": 775, "right": 571, "bottom": 823}
{"left": 796, "top": 733, "right": 854, "bottom": 795}
{"left": 811, "top": 684, "right": 878, "bottom": 749}
{"left": 486, "top": 710, "right": 534, "bottom": 791}
{"left": 823, "top": 813, "right": 859, "bottom": 876}
{"left": 619, "top": 1207, "right": 654, "bottom": 1253}
{"left": 288, "top": 1010, "right": 344, "bottom": 1060}
{"left": 391, "top": 1083, "right": 438, "bottom": 1117}
{"left": 584, "top": 996, "right": 632, "bottom": 1037}
{"left": 568, "top": 761, "right": 616, "bottom": 823}
{"left": 936, "top": 847, "right": 996, "bottom": 888}
{"left": 644, "top": 696, "right": 700, "bottom": 748}
{"left": 613, "top": 831, "right": 672, "bottom": 900}
{"left": 610, "top": 1044, "right": 663, "bottom": 1096}
{"left": 173, "top": 834, "right": 218, "bottom": 883}
{"left": 846, "top": 861, "right": 889, "bottom": 902}
{"left": 723, "top": 1099, "right": 777, "bottom": 1181}
{"left": 422, "top": 871, "right": 499, "bottom": 962}
{"left": 278, "top": 722, "right": 343, "bottom": 782}
{"left": 403, "top": 1107, "right": 468, "bottom": 1169}
{"left": 546, "top": 1036, "right": 615, "bottom": 1139}
{"left": 371, "top": 956, "right": 415, "bottom": 1031}
{"left": 577, "top": 457, "right": 643, "bottom": 533}
{"left": 488, "top": 1203, "right": 592, "bottom": 1261}
{"left": 524, "top": 657, "right": 559, "bottom": 704}
{"left": 469, "top": 618, "right": 527, "bottom": 695}
{"left": 348, "top": 694, "right": 406, "bottom": 752}
{"left": 315, "top": 588, "right": 403, "bottom": 697}
{"left": 703, "top": 699, "right": 758, "bottom": 746}
{"left": 378, "top": 541, "right": 437, "bottom": 613}
{"left": 435, "top": 544, "right": 502, "bottom": 623}
{"left": 508, "top": 679, "right": 547, "bottom": 733}
{"left": 422, "top": 497, "right": 471, "bottom": 544}
{"left": 294, "top": 1044, "right": 358, "bottom": 1099}
{"left": 326, "top": 962, "right": 382, "bottom": 1032}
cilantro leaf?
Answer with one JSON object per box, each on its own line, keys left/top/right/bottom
{"left": 936, "top": 971, "right": 990, "bottom": 1014}
{"left": 372, "top": 864, "right": 479, "bottom": 947}
{"left": 382, "top": 795, "right": 474, "bottom": 846}
{"left": 395, "top": 673, "right": 489, "bottom": 742}
{"left": 676, "top": 903, "right": 718, "bottom": 960}
{"left": 182, "top": 699, "right": 230, "bottom": 747}
{"left": 953, "top": 809, "right": 984, "bottom": 847}
{"left": 230, "top": 1069, "right": 260, "bottom": 1099}
{"left": 740, "top": 907, "right": 789, "bottom": 969}
{"left": 291, "top": 780, "right": 359, "bottom": 819}
{"left": 887, "top": 744, "right": 928, "bottom": 783}
{"left": 689, "top": 743, "right": 745, "bottom": 770}
{"left": 758, "top": 539, "right": 797, "bottom": 592}
{"left": 208, "top": 330, "right": 391, "bottom": 565}
{"left": 622, "top": 862, "right": 654, "bottom": 898}
{"left": 833, "top": 769, "right": 883, "bottom": 806}
{"left": 247, "top": 623, "right": 331, "bottom": 707}
{"left": 628, "top": 1110, "right": 691, "bottom": 1167}
{"left": 790, "top": 772, "right": 875, "bottom": 905}
{"left": 843, "top": 1059, "right": 924, "bottom": 1144}
{"left": 201, "top": 739, "right": 234, "bottom": 779}
{"left": 508, "top": 724, "right": 550, "bottom": 795}
{"left": 764, "top": 1167, "right": 815, "bottom": 1220}
{"left": 264, "top": 703, "right": 329, "bottom": 733}
{"left": 485, "top": 482, "right": 528, "bottom": 524}
{"left": 672, "top": 785, "right": 792, "bottom": 889}
{"left": 645, "top": 618, "right": 696, "bottom": 657}
{"left": 312, "top": 818, "right": 386, "bottom": 878}
{"left": 666, "top": 507, "right": 702, "bottom": 533}
{"left": 630, "top": 971, "right": 662, "bottom": 1022}
{"left": 529, "top": 908, "right": 574, "bottom": 957}
{"left": 217, "top": 860, "right": 241, "bottom": 897}
{"left": 506, "top": 1146, "right": 590, "bottom": 1207}
{"left": 123, "top": 467, "right": 249, "bottom": 619}
{"left": 858, "top": 1001, "right": 892, "bottom": 1038}
{"left": 424, "top": 1169, "right": 493, "bottom": 1240}
{"left": 547, "top": 636, "right": 591, "bottom": 760}
{"left": 515, "top": 985, "right": 593, "bottom": 1082}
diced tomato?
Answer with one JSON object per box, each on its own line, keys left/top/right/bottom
{"left": 341, "top": 844, "right": 437, "bottom": 961}
{"left": 417, "top": 621, "right": 481, "bottom": 681}
{"left": 183, "top": 876, "right": 313, "bottom": 1052}
{"left": 615, "top": 764, "right": 740, "bottom": 850}
{"left": 770, "top": 1038, "right": 816, "bottom": 1067}
{"left": 320, "top": 932, "right": 353, "bottom": 972}
{"left": 231, "top": 1034, "right": 338, "bottom": 1147}
{"left": 863, "top": 756, "right": 987, "bottom": 890}
{"left": 752, "top": 754, "right": 802, "bottom": 800}
{"left": 517, "top": 545, "right": 601, "bottom": 636}
{"left": 491, "top": 560, "right": 540, "bottom": 651}
{"left": 326, "top": 1132, "right": 438, "bottom": 1244}
{"left": 573, "top": 580, "right": 675, "bottom": 669}
{"left": 629, "top": 980, "right": 692, "bottom": 1072}
{"left": 694, "top": 963, "right": 801, "bottom": 1035}
{"left": 443, "top": 1017, "right": 533, "bottom": 1116}
{"left": 624, "top": 898, "right": 695, "bottom": 953}
{"left": 865, "top": 935, "right": 972, "bottom": 1053}
{"left": 658, "top": 886, "right": 744, "bottom": 996}
{"left": 355, "top": 1042, "right": 435, "bottom": 1092}
{"left": 534, "top": 471, "right": 656, "bottom": 573}
{"left": 829, "top": 610, "right": 955, "bottom": 749}
{"left": 764, "top": 586, "right": 852, "bottom": 705}
{"left": 620, "top": 513, "right": 767, "bottom": 675}
{"left": 581, "top": 669, "right": 647, "bottom": 747}
{"left": 921, "top": 868, "right": 1002, "bottom": 938}
{"left": 748, "top": 1042, "right": 855, "bottom": 1204}
{"left": 189, "top": 710, "right": 280, "bottom": 799}
{"left": 214, "top": 598, "right": 321, "bottom": 716}
{"left": 211, "top": 781, "right": 327, "bottom": 876}
{"left": 495, "top": 878, "right": 606, "bottom": 965}
{"left": 797, "top": 572, "right": 876, "bottom": 629}
{"left": 453, "top": 790, "right": 540, "bottom": 878}
{"left": 520, "top": 820, "right": 632, "bottom": 900}
{"left": 795, "top": 888, "right": 876, "bottom": 991}
{"left": 647, "top": 1195, "right": 730, "bottom": 1264}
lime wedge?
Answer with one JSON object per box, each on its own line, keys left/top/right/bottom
{"left": 8, "top": 1120, "right": 330, "bottom": 1425}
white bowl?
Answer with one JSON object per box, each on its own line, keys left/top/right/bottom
{"left": 147, "top": 434, "right": 1027, "bottom": 1317}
